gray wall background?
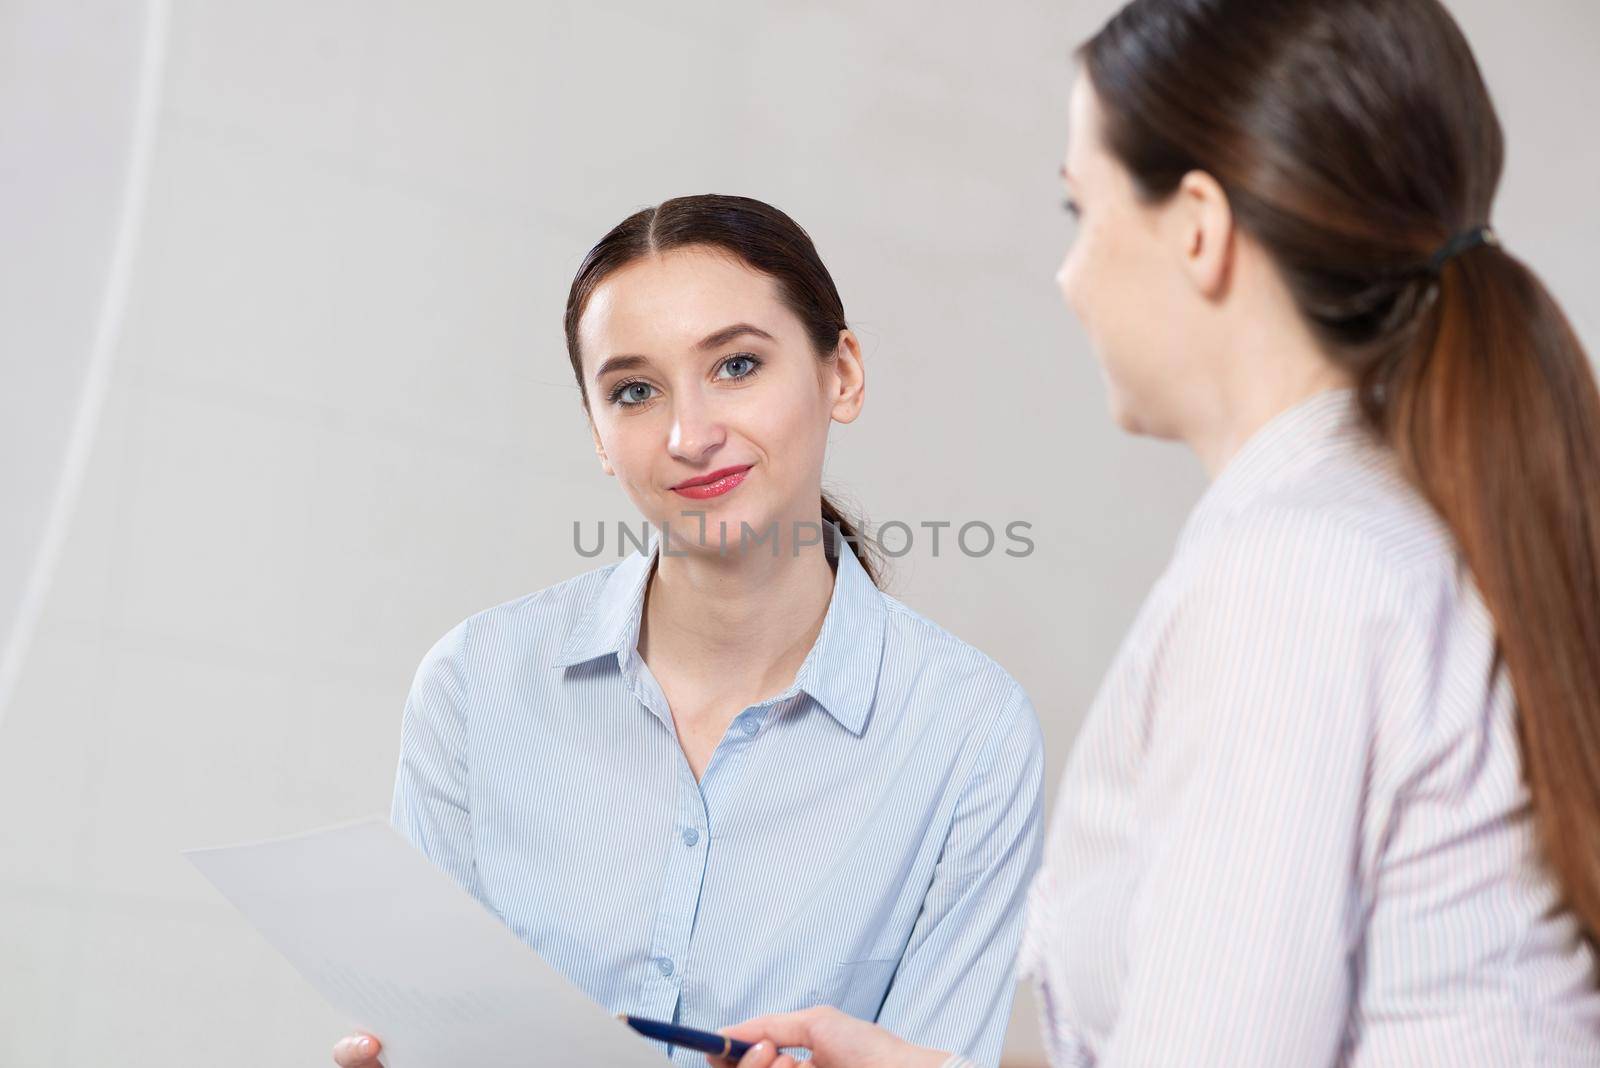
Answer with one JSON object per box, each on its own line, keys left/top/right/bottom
{"left": 2, "top": 2, "right": 1595, "bottom": 1065}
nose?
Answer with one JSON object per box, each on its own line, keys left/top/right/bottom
{"left": 667, "top": 393, "right": 726, "bottom": 464}
{"left": 1055, "top": 253, "right": 1080, "bottom": 313}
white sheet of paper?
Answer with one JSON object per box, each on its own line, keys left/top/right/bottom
{"left": 184, "top": 817, "right": 667, "bottom": 1068}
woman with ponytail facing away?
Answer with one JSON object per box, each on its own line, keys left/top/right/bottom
{"left": 715, "top": 1, "right": 1600, "bottom": 1065}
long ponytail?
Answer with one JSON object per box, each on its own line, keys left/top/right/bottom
{"left": 1377, "top": 242, "right": 1600, "bottom": 942}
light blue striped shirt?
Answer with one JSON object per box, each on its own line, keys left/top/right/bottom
{"left": 390, "top": 524, "right": 1044, "bottom": 1068}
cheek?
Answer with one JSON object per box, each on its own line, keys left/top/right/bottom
{"left": 754, "top": 386, "right": 829, "bottom": 470}
{"left": 1057, "top": 225, "right": 1118, "bottom": 347}
{"left": 595, "top": 418, "right": 653, "bottom": 486}
{"left": 732, "top": 380, "right": 832, "bottom": 507}
{"left": 1057, "top": 224, "right": 1159, "bottom": 419}
{"left": 1058, "top": 216, "right": 1134, "bottom": 329}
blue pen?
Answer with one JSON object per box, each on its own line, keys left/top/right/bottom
{"left": 619, "top": 1014, "right": 756, "bottom": 1062}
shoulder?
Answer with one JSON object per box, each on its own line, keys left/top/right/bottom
{"left": 415, "top": 559, "right": 625, "bottom": 675}
{"left": 1152, "top": 446, "right": 1483, "bottom": 729}
{"left": 874, "top": 591, "right": 1043, "bottom": 760}
{"left": 878, "top": 592, "right": 1028, "bottom": 700}
{"left": 1191, "top": 445, "right": 1462, "bottom": 618}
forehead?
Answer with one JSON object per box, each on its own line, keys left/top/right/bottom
{"left": 578, "top": 247, "right": 791, "bottom": 361}
{"left": 1064, "top": 70, "right": 1105, "bottom": 178}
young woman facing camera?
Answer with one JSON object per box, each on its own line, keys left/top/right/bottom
{"left": 716, "top": 0, "right": 1600, "bottom": 1065}
{"left": 331, "top": 195, "right": 1044, "bottom": 1068}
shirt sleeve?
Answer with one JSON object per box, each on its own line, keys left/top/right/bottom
{"left": 874, "top": 682, "right": 1046, "bottom": 1068}
{"left": 1101, "top": 514, "right": 1401, "bottom": 1067}
{"left": 389, "top": 620, "right": 488, "bottom": 903}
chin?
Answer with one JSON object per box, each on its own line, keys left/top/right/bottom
{"left": 1103, "top": 381, "right": 1148, "bottom": 437}
{"left": 661, "top": 503, "right": 769, "bottom": 555}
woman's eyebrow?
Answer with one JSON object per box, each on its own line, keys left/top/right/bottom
{"left": 696, "top": 323, "right": 775, "bottom": 350}
{"left": 594, "top": 353, "right": 649, "bottom": 380}
{"left": 594, "top": 324, "right": 776, "bottom": 380}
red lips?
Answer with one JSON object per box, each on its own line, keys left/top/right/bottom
{"left": 671, "top": 464, "right": 753, "bottom": 499}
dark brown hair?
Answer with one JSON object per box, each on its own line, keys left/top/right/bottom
{"left": 562, "top": 194, "right": 881, "bottom": 585}
{"left": 1082, "top": 0, "right": 1600, "bottom": 948}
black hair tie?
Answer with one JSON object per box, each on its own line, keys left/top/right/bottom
{"left": 1427, "top": 225, "right": 1499, "bottom": 275}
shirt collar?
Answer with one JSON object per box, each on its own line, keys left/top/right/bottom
{"left": 550, "top": 522, "right": 887, "bottom": 737}
{"left": 1177, "top": 385, "right": 1366, "bottom": 551}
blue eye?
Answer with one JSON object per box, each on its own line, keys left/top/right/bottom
{"left": 609, "top": 380, "right": 657, "bottom": 407}
{"left": 717, "top": 354, "right": 762, "bottom": 380}
{"left": 606, "top": 355, "right": 760, "bottom": 408}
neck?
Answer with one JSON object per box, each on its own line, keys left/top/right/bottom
{"left": 638, "top": 522, "right": 837, "bottom": 705}
{"left": 1182, "top": 329, "right": 1355, "bottom": 480}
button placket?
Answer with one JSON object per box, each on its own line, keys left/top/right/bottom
{"left": 640, "top": 766, "right": 711, "bottom": 1011}
{"left": 733, "top": 696, "right": 785, "bottom": 742}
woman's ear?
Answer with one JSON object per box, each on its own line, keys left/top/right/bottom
{"left": 589, "top": 417, "right": 615, "bottom": 476}
{"left": 1172, "top": 168, "right": 1235, "bottom": 299}
{"left": 828, "top": 329, "right": 866, "bottom": 425}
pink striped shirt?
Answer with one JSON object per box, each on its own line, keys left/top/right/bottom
{"left": 998, "top": 388, "right": 1600, "bottom": 1067}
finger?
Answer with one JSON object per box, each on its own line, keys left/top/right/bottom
{"left": 718, "top": 1010, "right": 821, "bottom": 1049}
{"left": 717, "top": 1018, "right": 775, "bottom": 1044}
{"left": 706, "top": 1037, "right": 777, "bottom": 1068}
{"left": 737, "top": 1040, "right": 780, "bottom": 1068}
